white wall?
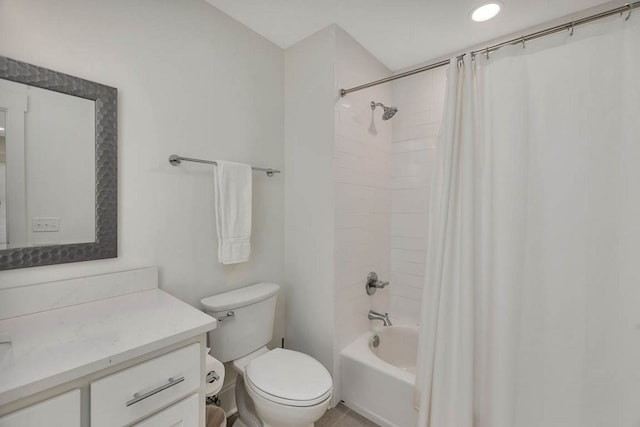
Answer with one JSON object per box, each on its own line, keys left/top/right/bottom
{"left": 0, "top": 161, "right": 5, "bottom": 248}
{"left": 283, "top": 26, "right": 336, "bottom": 373}
{"left": 26, "top": 84, "right": 95, "bottom": 246}
{"left": 0, "top": 85, "right": 28, "bottom": 249}
{"left": 0, "top": 0, "right": 285, "bottom": 344}
{"left": 390, "top": 67, "right": 446, "bottom": 324}
{"left": 0, "top": 112, "right": 5, "bottom": 247}
{"left": 284, "top": 25, "right": 393, "bottom": 402}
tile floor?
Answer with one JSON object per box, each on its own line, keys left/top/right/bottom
{"left": 225, "top": 402, "right": 379, "bottom": 427}
{"left": 316, "top": 403, "right": 380, "bottom": 427}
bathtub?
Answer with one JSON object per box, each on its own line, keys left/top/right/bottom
{"left": 340, "top": 325, "right": 419, "bottom": 427}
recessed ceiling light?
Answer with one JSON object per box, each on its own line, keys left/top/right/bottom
{"left": 471, "top": 3, "right": 502, "bottom": 22}
{"left": 0, "top": 127, "right": 5, "bottom": 131}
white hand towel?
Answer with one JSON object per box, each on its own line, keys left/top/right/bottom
{"left": 213, "top": 161, "right": 252, "bottom": 264}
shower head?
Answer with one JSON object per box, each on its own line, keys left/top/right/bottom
{"left": 371, "top": 101, "right": 398, "bottom": 120}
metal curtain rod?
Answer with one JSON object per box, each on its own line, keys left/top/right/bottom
{"left": 168, "top": 154, "right": 281, "bottom": 177}
{"left": 339, "top": 1, "right": 639, "bottom": 97}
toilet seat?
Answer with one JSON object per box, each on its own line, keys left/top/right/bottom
{"left": 244, "top": 348, "right": 332, "bottom": 407}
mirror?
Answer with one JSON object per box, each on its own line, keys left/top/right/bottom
{"left": 0, "top": 111, "right": 5, "bottom": 248}
{"left": 0, "top": 56, "right": 117, "bottom": 270}
{"left": 0, "top": 79, "right": 96, "bottom": 249}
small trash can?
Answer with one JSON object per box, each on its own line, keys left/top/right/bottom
{"left": 206, "top": 405, "right": 227, "bottom": 427}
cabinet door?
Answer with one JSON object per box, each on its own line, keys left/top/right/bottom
{"left": 133, "top": 394, "right": 199, "bottom": 427}
{"left": 0, "top": 389, "right": 80, "bottom": 427}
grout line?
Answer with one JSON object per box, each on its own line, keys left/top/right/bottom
{"left": 390, "top": 260, "right": 426, "bottom": 267}
{"left": 332, "top": 407, "right": 350, "bottom": 427}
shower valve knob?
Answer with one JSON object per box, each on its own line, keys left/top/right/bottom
{"left": 366, "top": 272, "right": 390, "bottom": 295}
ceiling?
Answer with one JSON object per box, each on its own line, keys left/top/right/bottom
{"left": 205, "top": 0, "right": 613, "bottom": 71}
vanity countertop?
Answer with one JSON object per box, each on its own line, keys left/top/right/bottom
{"left": 0, "top": 289, "right": 216, "bottom": 406}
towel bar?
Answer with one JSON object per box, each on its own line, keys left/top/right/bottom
{"left": 169, "top": 154, "right": 281, "bottom": 177}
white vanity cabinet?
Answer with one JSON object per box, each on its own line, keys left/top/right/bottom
{"left": 0, "top": 269, "right": 217, "bottom": 427}
{"left": 0, "top": 389, "right": 80, "bottom": 427}
{"left": 91, "top": 343, "right": 201, "bottom": 427}
{"left": 0, "top": 340, "right": 205, "bottom": 427}
{"left": 133, "top": 394, "right": 200, "bottom": 427}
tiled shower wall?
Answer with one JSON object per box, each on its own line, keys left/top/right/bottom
{"left": 390, "top": 67, "right": 447, "bottom": 324}
{"left": 333, "top": 26, "right": 392, "bottom": 402}
{"left": 334, "top": 27, "right": 392, "bottom": 350}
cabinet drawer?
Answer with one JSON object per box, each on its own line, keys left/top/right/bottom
{"left": 91, "top": 343, "right": 201, "bottom": 427}
{"left": 133, "top": 393, "right": 199, "bottom": 427}
{"left": 0, "top": 389, "right": 80, "bottom": 427}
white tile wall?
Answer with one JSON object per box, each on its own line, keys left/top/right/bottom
{"left": 390, "top": 67, "right": 447, "bottom": 324}
{"left": 331, "top": 28, "right": 393, "bottom": 403}
{"left": 334, "top": 35, "right": 392, "bottom": 350}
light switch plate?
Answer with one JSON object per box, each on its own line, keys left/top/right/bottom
{"left": 32, "top": 217, "right": 60, "bottom": 232}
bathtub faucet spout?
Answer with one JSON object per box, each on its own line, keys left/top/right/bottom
{"left": 368, "top": 310, "right": 392, "bottom": 326}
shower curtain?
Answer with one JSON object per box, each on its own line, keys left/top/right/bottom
{"left": 416, "top": 15, "right": 640, "bottom": 427}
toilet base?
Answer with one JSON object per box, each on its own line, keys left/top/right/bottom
{"left": 233, "top": 376, "right": 263, "bottom": 427}
{"left": 234, "top": 374, "right": 328, "bottom": 427}
{"left": 246, "top": 381, "right": 330, "bottom": 427}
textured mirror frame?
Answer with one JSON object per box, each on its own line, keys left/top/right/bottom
{"left": 0, "top": 56, "right": 117, "bottom": 270}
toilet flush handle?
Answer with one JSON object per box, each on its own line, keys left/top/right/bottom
{"left": 217, "top": 311, "right": 235, "bottom": 322}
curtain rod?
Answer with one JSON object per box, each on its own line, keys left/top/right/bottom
{"left": 339, "top": 2, "right": 639, "bottom": 97}
{"left": 168, "top": 154, "right": 281, "bottom": 176}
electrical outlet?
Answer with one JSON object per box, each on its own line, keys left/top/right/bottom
{"left": 32, "top": 217, "right": 60, "bottom": 232}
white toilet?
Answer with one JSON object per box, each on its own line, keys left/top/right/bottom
{"left": 201, "top": 283, "right": 332, "bottom": 427}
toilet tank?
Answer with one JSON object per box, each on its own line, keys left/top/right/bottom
{"left": 201, "top": 282, "right": 280, "bottom": 363}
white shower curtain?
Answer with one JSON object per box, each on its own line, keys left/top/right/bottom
{"left": 416, "top": 15, "right": 640, "bottom": 427}
{"left": 414, "top": 56, "right": 477, "bottom": 427}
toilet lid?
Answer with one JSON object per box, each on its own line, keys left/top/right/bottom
{"left": 245, "top": 348, "right": 332, "bottom": 406}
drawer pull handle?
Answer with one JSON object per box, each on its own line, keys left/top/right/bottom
{"left": 125, "top": 376, "right": 185, "bottom": 407}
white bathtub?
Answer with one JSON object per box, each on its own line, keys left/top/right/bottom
{"left": 340, "top": 325, "right": 419, "bottom": 427}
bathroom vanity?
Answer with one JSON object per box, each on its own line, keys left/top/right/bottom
{"left": 0, "top": 268, "right": 217, "bottom": 427}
